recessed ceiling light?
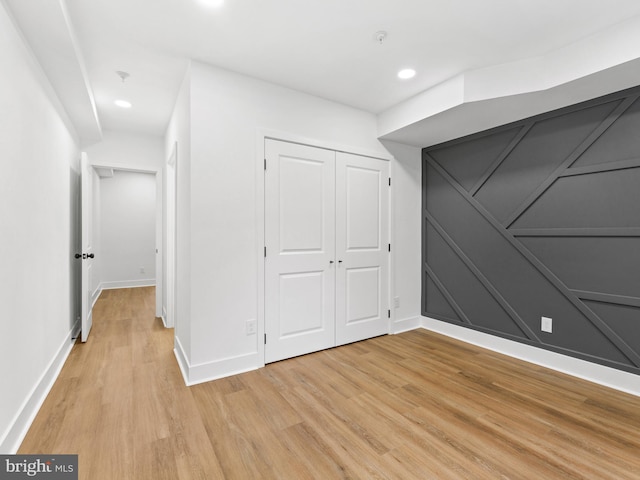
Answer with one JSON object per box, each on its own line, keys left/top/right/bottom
{"left": 398, "top": 68, "right": 416, "bottom": 80}
{"left": 114, "top": 99, "right": 132, "bottom": 109}
{"left": 199, "top": 0, "right": 224, "bottom": 7}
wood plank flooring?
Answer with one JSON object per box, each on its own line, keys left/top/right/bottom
{"left": 19, "top": 287, "right": 640, "bottom": 479}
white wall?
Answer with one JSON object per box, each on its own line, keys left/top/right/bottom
{"left": 382, "top": 141, "right": 422, "bottom": 332}
{"left": 0, "top": 1, "right": 80, "bottom": 453}
{"left": 165, "top": 68, "right": 191, "bottom": 362}
{"left": 86, "top": 130, "right": 164, "bottom": 171}
{"left": 168, "top": 61, "right": 417, "bottom": 383}
{"left": 99, "top": 171, "right": 157, "bottom": 289}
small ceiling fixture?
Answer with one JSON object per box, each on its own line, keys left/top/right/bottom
{"left": 114, "top": 99, "right": 132, "bottom": 109}
{"left": 397, "top": 68, "right": 416, "bottom": 80}
{"left": 114, "top": 71, "right": 132, "bottom": 108}
{"left": 116, "top": 70, "right": 130, "bottom": 83}
{"left": 374, "top": 31, "right": 387, "bottom": 45}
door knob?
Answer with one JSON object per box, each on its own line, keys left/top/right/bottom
{"left": 74, "top": 253, "right": 82, "bottom": 259}
{"left": 87, "top": 253, "right": 95, "bottom": 258}
{"left": 329, "top": 260, "right": 334, "bottom": 264}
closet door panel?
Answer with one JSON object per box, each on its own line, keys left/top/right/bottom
{"left": 265, "top": 140, "right": 336, "bottom": 363}
{"left": 335, "top": 152, "right": 390, "bottom": 346}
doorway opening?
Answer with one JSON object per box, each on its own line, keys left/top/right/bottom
{"left": 79, "top": 160, "right": 163, "bottom": 341}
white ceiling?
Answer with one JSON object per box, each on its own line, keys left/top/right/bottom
{"left": 7, "top": 0, "right": 640, "bottom": 143}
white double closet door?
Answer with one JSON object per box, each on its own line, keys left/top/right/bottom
{"left": 265, "top": 139, "right": 389, "bottom": 363}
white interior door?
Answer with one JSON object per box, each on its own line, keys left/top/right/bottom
{"left": 335, "top": 152, "right": 389, "bottom": 346}
{"left": 265, "top": 140, "right": 336, "bottom": 363}
{"left": 80, "top": 153, "right": 94, "bottom": 342}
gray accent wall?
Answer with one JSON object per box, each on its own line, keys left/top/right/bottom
{"left": 422, "top": 86, "right": 640, "bottom": 375}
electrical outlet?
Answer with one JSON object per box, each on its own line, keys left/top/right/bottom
{"left": 541, "top": 316, "right": 553, "bottom": 333}
{"left": 246, "top": 319, "right": 257, "bottom": 335}
{"left": 394, "top": 296, "right": 400, "bottom": 309}
{"left": 140, "top": 267, "right": 145, "bottom": 274}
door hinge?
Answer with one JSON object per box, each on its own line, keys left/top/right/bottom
{"left": 264, "top": 334, "right": 267, "bottom": 344}
{"left": 389, "top": 177, "right": 391, "bottom": 186}
{"left": 388, "top": 244, "right": 391, "bottom": 252}
{"left": 264, "top": 158, "right": 267, "bottom": 170}
{"left": 388, "top": 309, "right": 391, "bottom": 318}
{"left": 264, "top": 246, "right": 267, "bottom": 258}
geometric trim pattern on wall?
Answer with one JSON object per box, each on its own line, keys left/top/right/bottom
{"left": 423, "top": 87, "right": 640, "bottom": 375}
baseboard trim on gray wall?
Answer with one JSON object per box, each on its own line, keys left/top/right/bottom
{"left": 0, "top": 320, "right": 80, "bottom": 454}
{"left": 422, "top": 316, "right": 640, "bottom": 397}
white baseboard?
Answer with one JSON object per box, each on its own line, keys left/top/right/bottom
{"left": 173, "top": 336, "right": 190, "bottom": 385}
{"left": 162, "top": 306, "right": 173, "bottom": 328}
{"left": 0, "top": 320, "right": 80, "bottom": 454}
{"left": 91, "top": 286, "right": 102, "bottom": 308}
{"left": 99, "top": 280, "right": 156, "bottom": 290}
{"left": 172, "top": 316, "right": 639, "bottom": 396}
{"left": 173, "top": 337, "right": 261, "bottom": 386}
{"left": 421, "top": 316, "right": 640, "bottom": 398}
{"left": 391, "top": 315, "right": 421, "bottom": 334}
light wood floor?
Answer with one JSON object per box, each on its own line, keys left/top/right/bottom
{"left": 20, "top": 287, "right": 640, "bottom": 479}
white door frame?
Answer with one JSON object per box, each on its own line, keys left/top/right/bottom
{"left": 256, "top": 129, "right": 394, "bottom": 365}
{"left": 155, "top": 169, "right": 163, "bottom": 319}
{"left": 88, "top": 161, "right": 163, "bottom": 320}
{"left": 164, "top": 143, "right": 177, "bottom": 329}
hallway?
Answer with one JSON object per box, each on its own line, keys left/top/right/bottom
{"left": 19, "top": 287, "right": 221, "bottom": 479}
